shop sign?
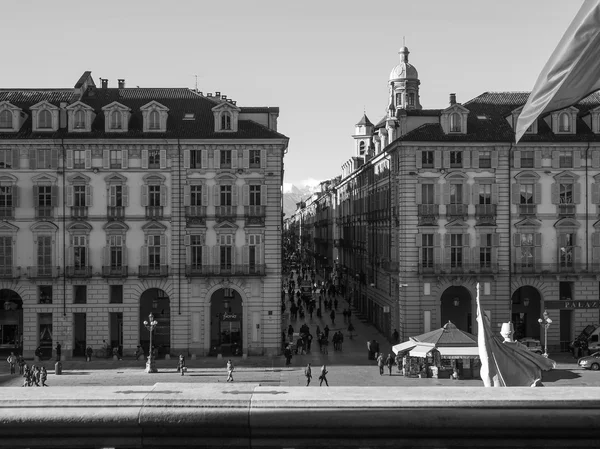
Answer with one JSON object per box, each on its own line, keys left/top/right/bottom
{"left": 545, "top": 300, "right": 599, "bottom": 309}
{"left": 222, "top": 313, "right": 238, "bottom": 321}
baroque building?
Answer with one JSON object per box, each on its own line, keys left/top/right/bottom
{"left": 0, "top": 71, "right": 288, "bottom": 359}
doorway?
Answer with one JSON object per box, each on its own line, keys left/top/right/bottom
{"left": 560, "top": 309, "right": 573, "bottom": 352}
{"left": 210, "top": 287, "right": 242, "bottom": 356}
{"left": 110, "top": 312, "right": 123, "bottom": 356}
{"left": 139, "top": 289, "right": 170, "bottom": 358}
{"left": 440, "top": 286, "right": 472, "bottom": 332}
{"left": 73, "top": 313, "right": 86, "bottom": 357}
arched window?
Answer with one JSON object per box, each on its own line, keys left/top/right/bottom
{"left": 0, "top": 110, "right": 12, "bottom": 129}
{"left": 408, "top": 93, "right": 415, "bottom": 107}
{"left": 395, "top": 93, "right": 402, "bottom": 107}
{"left": 359, "top": 141, "right": 365, "bottom": 155}
{"left": 149, "top": 110, "right": 160, "bottom": 130}
{"left": 38, "top": 110, "right": 52, "bottom": 129}
{"left": 450, "top": 113, "right": 461, "bottom": 132}
{"left": 110, "top": 111, "right": 122, "bottom": 130}
{"left": 74, "top": 110, "right": 85, "bottom": 129}
{"left": 559, "top": 112, "right": 570, "bottom": 132}
{"left": 221, "top": 112, "right": 231, "bottom": 130}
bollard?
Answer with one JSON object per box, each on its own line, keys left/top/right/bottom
{"left": 55, "top": 361, "right": 62, "bottom": 375}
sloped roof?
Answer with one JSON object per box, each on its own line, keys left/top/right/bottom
{"left": 356, "top": 114, "right": 373, "bottom": 126}
{"left": 411, "top": 321, "right": 477, "bottom": 347}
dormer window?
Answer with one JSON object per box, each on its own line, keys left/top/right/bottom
{"left": 39, "top": 110, "right": 52, "bottom": 129}
{"left": 0, "top": 110, "right": 12, "bottom": 129}
{"left": 221, "top": 112, "right": 232, "bottom": 130}
{"left": 74, "top": 110, "right": 85, "bottom": 129}
{"left": 212, "top": 102, "right": 240, "bottom": 133}
{"left": 110, "top": 111, "right": 122, "bottom": 130}
{"left": 551, "top": 107, "right": 577, "bottom": 134}
{"left": 450, "top": 113, "right": 461, "bottom": 132}
{"left": 140, "top": 101, "right": 169, "bottom": 133}
{"left": 102, "top": 102, "right": 131, "bottom": 133}
{"left": 559, "top": 112, "right": 570, "bottom": 132}
{"left": 149, "top": 110, "right": 160, "bottom": 130}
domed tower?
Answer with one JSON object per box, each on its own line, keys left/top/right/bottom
{"left": 389, "top": 46, "right": 422, "bottom": 111}
{"left": 353, "top": 113, "right": 373, "bottom": 158}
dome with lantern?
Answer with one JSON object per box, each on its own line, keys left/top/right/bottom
{"left": 389, "top": 46, "right": 419, "bottom": 81}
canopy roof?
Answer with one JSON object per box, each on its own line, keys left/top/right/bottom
{"left": 412, "top": 321, "right": 477, "bottom": 347}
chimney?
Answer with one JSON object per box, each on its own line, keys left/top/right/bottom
{"left": 59, "top": 102, "right": 67, "bottom": 129}
{"left": 215, "top": 91, "right": 221, "bottom": 99}
{"left": 449, "top": 93, "right": 456, "bottom": 105}
{"left": 118, "top": 79, "right": 125, "bottom": 89}
{"left": 100, "top": 78, "right": 108, "bottom": 89}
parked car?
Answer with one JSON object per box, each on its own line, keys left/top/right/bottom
{"left": 518, "top": 338, "right": 543, "bottom": 355}
{"left": 578, "top": 352, "right": 600, "bottom": 370}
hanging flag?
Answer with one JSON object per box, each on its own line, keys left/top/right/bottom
{"left": 515, "top": 0, "right": 600, "bottom": 143}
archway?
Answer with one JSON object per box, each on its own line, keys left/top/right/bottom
{"left": 440, "top": 286, "right": 472, "bottom": 333}
{"left": 210, "top": 287, "right": 243, "bottom": 357}
{"left": 511, "top": 286, "right": 542, "bottom": 340}
{"left": 140, "top": 288, "right": 170, "bottom": 358}
{"left": 0, "top": 289, "right": 23, "bottom": 356}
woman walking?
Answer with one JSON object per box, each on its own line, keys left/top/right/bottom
{"left": 226, "top": 359, "right": 235, "bottom": 382}
{"left": 319, "top": 364, "right": 329, "bottom": 387}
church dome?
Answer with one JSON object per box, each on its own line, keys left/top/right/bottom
{"left": 389, "top": 46, "right": 419, "bottom": 81}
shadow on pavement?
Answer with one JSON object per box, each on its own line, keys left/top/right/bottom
{"left": 543, "top": 368, "right": 581, "bottom": 382}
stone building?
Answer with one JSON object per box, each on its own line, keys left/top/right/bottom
{"left": 0, "top": 71, "right": 288, "bottom": 359}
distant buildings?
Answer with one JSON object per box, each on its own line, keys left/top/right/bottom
{"left": 286, "top": 46, "right": 600, "bottom": 352}
{"left": 0, "top": 72, "right": 288, "bottom": 359}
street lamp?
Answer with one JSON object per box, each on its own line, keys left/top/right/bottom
{"left": 538, "top": 310, "right": 552, "bottom": 358}
{"left": 143, "top": 312, "right": 158, "bottom": 373}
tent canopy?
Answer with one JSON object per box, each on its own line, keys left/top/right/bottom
{"left": 412, "top": 321, "right": 477, "bottom": 347}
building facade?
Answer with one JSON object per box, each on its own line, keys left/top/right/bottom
{"left": 290, "top": 46, "right": 600, "bottom": 353}
{"left": 0, "top": 72, "right": 288, "bottom": 359}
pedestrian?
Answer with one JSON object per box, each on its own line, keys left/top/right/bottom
{"left": 324, "top": 325, "right": 330, "bottom": 339}
{"left": 177, "top": 354, "right": 186, "bottom": 376}
{"left": 377, "top": 353, "right": 384, "bottom": 375}
{"left": 386, "top": 353, "right": 394, "bottom": 375}
{"left": 392, "top": 329, "right": 400, "bottom": 344}
{"left": 348, "top": 322, "right": 355, "bottom": 340}
{"left": 35, "top": 366, "right": 42, "bottom": 386}
{"left": 284, "top": 345, "right": 292, "bottom": 366}
{"left": 134, "top": 345, "right": 144, "bottom": 361}
{"left": 319, "top": 364, "right": 329, "bottom": 387}
{"left": 305, "top": 363, "right": 312, "bottom": 386}
{"left": 41, "top": 366, "right": 48, "bottom": 386}
{"left": 226, "top": 359, "right": 234, "bottom": 382}
{"left": 35, "top": 346, "right": 43, "bottom": 361}
{"left": 6, "top": 352, "right": 17, "bottom": 375}
{"left": 55, "top": 342, "right": 61, "bottom": 362}
{"left": 22, "top": 364, "right": 30, "bottom": 387}
{"left": 17, "top": 354, "right": 25, "bottom": 375}
{"left": 330, "top": 309, "right": 336, "bottom": 325}
{"left": 288, "top": 324, "right": 294, "bottom": 342}
{"left": 86, "top": 346, "right": 93, "bottom": 362}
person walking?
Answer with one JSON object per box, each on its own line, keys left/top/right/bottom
{"left": 284, "top": 345, "right": 292, "bottom": 366}
{"left": 86, "top": 346, "right": 93, "bottom": 362}
{"left": 226, "top": 359, "right": 235, "bottom": 382}
{"left": 17, "top": 354, "right": 25, "bottom": 375}
{"left": 304, "top": 363, "right": 312, "bottom": 386}
{"left": 377, "top": 353, "right": 385, "bottom": 376}
{"left": 392, "top": 329, "right": 400, "bottom": 344}
{"left": 319, "top": 364, "right": 329, "bottom": 387}
{"left": 6, "top": 352, "right": 17, "bottom": 375}
{"left": 386, "top": 353, "right": 394, "bottom": 376}
{"left": 34, "top": 366, "right": 42, "bottom": 387}
{"left": 330, "top": 309, "right": 336, "bottom": 326}
{"left": 55, "top": 342, "right": 61, "bottom": 362}
{"left": 177, "top": 354, "right": 186, "bottom": 376}
{"left": 41, "top": 366, "right": 48, "bottom": 386}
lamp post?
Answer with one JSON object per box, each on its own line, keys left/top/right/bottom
{"left": 143, "top": 312, "right": 158, "bottom": 373}
{"left": 538, "top": 310, "right": 552, "bottom": 358}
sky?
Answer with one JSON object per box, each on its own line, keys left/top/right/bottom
{"left": 1, "top": 0, "right": 584, "bottom": 191}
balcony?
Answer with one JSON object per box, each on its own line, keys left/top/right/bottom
{"left": 102, "top": 266, "right": 128, "bottom": 277}
{"left": 35, "top": 206, "right": 54, "bottom": 220}
{"left": 558, "top": 204, "right": 576, "bottom": 217}
{"left": 418, "top": 204, "right": 439, "bottom": 226}
{"left": 0, "top": 206, "right": 15, "bottom": 220}
{"left": 519, "top": 204, "right": 536, "bottom": 216}
{"left": 446, "top": 204, "right": 467, "bottom": 220}
{"left": 70, "top": 206, "right": 88, "bottom": 219}
{"left": 138, "top": 265, "right": 169, "bottom": 277}
{"left": 513, "top": 262, "right": 588, "bottom": 274}
{"left": 244, "top": 205, "right": 265, "bottom": 225}
{"left": 418, "top": 263, "right": 499, "bottom": 275}
{"left": 0, "top": 266, "right": 20, "bottom": 279}
{"left": 216, "top": 205, "right": 237, "bottom": 220}
{"left": 26, "top": 266, "right": 60, "bottom": 279}
{"left": 186, "top": 264, "right": 265, "bottom": 277}
{"left": 65, "top": 266, "right": 92, "bottom": 278}
{"left": 107, "top": 206, "right": 125, "bottom": 220}
{"left": 475, "top": 204, "right": 497, "bottom": 225}
{"left": 145, "top": 206, "right": 164, "bottom": 220}
{"left": 186, "top": 205, "right": 207, "bottom": 218}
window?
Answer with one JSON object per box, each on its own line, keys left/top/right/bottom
{"left": 39, "top": 285, "right": 52, "bottom": 304}
{"left": 0, "top": 187, "right": 13, "bottom": 211}
{"left": 37, "top": 149, "right": 52, "bottom": 169}
{"left": 148, "top": 235, "right": 162, "bottom": 269}
{"left": 73, "top": 185, "right": 86, "bottom": 207}
{"left": 190, "top": 235, "right": 203, "bottom": 269}
{"left": 408, "top": 93, "right": 415, "bottom": 107}
{"left": 359, "top": 142, "right": 365, "bottom": 155}
{"left": 0, "top": 236, "right": 12, "bottom": 272}
{"left": 450, "top": 113, "right": 461, "bottom": 132}
{"left": 38, "top": 110, "right": 52, "bottom": 129}
{"left": 559, "top": 233, "right": 575, "bottom": 268}
{"left": 449, "top": 184, "right": 463, "bottom": 205}
{"left": 220, "top": 185, "right": 232, "bottom": 206}
{"left": 190, "top": 185, "right": 202, "bottom": 206}
{"left": 73, "top": 150, "right": 85, "bottom": 169}
{"left": 479, "top": 151, "right": 491, "bottom": 169}
{"left": 559, "top": 113, "right": 570, "bottom": 132}
{"left": 73, "top": 235, "right": 87, "bottom": 269}
{"left": 148, "top": 150, "right": 160, "bottom": 169}
{"left": 559, "top": 183, "right": 573, "bottom": 204}
{"left": 249, "top": 234, "right": 261, "bottom": 270}
{"left": 74, "top": 110, "right": 85, "bottom": 129}
{"left": 450, "top": 234, "right": 463, "bottom": 268}
{"left": 520, "top": 184, "right": 534, "bottom": 204}
{"left": 249, "top": 150, "right": 261, "bottom": 168}
{"left": 421, "top": 184, "right": 434, "bottom": 204}
{"left": 0, "top": 110, "right": 12, "bottom": 129}
{"left": 221, "top": 112, "right": 231, "bottom": 130}
{"left": 110, "top": 185, "right": 125, "bottom": 207}
{"left": 479, "top": 184, "right": 492, "bottom": 205}
{"left": 110, "top": 285, "right": 123, "bottom": 304}
{"left": 450, "top": 151, "right": 462, "bottom": 168}
{"left": 480, "top": 234, "right": 492, "bottom": 268}
{"left": 110, "top": 150, "right": 122, "bottom": 169}
{"left": 37, "top": 186, "right": 52, "bottom": 207}
{"left": 249, "top": 185, "right": 261, "bottom": 206}
{"left": 110, "top": 111, "right": 122, "bottom": 130}
{"left": 73, "top": 285, "right": 87, "bottom": 304}
{"left": 190, "top": 150, "right": 203, "bottom": 169}
{"left": 219, "top": 234, "right": 233, "bottom": 270}
{"left": 422, "top": 151, "right": 434, "bottom": 168}
{"left": 421, "top": 234, "right": 434, "bottom": 268}
{"left": 520, "top": 233, "right": 534, "bottom": 268}
{"left": 109, "top": 235, "right": 123, "bottom": 268}
{"left": 221, "top": 150, "right": 232, "bottom": 168}
{"left": 149, "top": 110, "right": 160, "bottom": 130}
{"left": 521, "top": 150, "right": 534, "bottom": 168}
{"left": 149, "top": 185, "right": 161, "bottom": 206}
{"left": 37, "top": 236, "right": 52, "bottom": 273}
{"left": 0, "top": 150, "right": 12, "bottom": 169}
{"left": 559, "top": 151, "right": 573, "bottom": 168}
{"left": 395, "top": 93, "right": 402, "bottom": 107}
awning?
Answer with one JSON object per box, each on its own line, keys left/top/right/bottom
{"left": 437, "top": 346, "right": 480, "bottom": 359}
{"left": 409, "top": 343, "right": 436, "bottom": 358}
{"left": 392, "top": 339, "right": 418, "bottom": 355}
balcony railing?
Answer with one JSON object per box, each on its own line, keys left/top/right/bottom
{"left": 145, "top": 206, "right": 164, "bottom": 220}
{"left": 446, "top": 204, "right": 467, "bottom": 219}
{"left": 102, "top": 266, "right": 128, "bottom": 277}
{"left": 512, "top": 263, "right": 593, "bottom": 274}
{"left": 0, "top": 266, "right": 20, "bottom": 278}
{"left": 70, "top": 206, "right": 88, "bottom": 219}
{"left": 418, "top": 263, "right": 499, "bottom": 275}
{"left": 518, "top": 204, "right": 536, "bottom": 216}
{"left": 0, "top": 206, "right": 15, "bottom": 220}
{"left": 186, "top": 205, "right": 207, "bottom": 218}
{"left": 558, "top": 204, "right": 576, "bottom": 217}
{"left": 65, "top": 266, "right": 92, "bottom": 278}
{"left": 138, "top": 265, "right": 169, "bottom": 277}
{"left": 216, "top": 205, "right": 237, "bottom": 218}
{"left": 107, "top": 206, "right": 125, "bottom": 220}
{"left": 475, "top": 204, "right": 497, "bottom": 225}
{"left": 26, "top": 266, "right": 60, "bottom": 278}
{"left": 244, "top": 205, "right": 265, "bottom": 217}
{"left": 35, "top": 206, "right": 54, "bottom": 220}
{"left": 418, "top": 204, "right": 439, "bottom": 225}
{"left": 186, "top": 264, "right": 265, "bottom": 277}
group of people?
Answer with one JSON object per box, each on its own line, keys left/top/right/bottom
{"left": 7, "top": 351, "right": 48, "bottom": 386}
{"left": 376, "top": 353, "right": 396, "bottom": 376}
{"left": 304, "top": 363, "right": 329, "bottom": 386}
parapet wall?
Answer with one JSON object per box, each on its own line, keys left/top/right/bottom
{"left": 1, "top": 383, "right": 600, "bottom": 448}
